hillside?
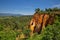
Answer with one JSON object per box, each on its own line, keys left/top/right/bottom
{"left": 0, "top": 7, "right": 60, "bottom": 40}
{"left": 0, "top": 14, "right": 60, "bottom": 40}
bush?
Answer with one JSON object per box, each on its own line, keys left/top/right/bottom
{"left": 27, "top": 20, "right": 60, "bottom": 40}
{"left": 0, "top": 29, "right": 16, "bottom": 40}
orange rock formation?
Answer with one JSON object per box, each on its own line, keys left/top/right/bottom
{"left": 29, "top": 13, "right": 55, "bottom": 35}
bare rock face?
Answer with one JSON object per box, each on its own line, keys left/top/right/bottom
{"left": 29, "top": 13, "right": 55, "bottom": 35}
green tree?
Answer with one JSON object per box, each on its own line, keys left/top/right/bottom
{"left": 45, "top": 8, "right": 52, "bottom": 12}
{"left": 35, "top": 8, "right": 40, "bottom": 13}
{"left": 0, "top": 30, "right": 16, "bottom": 40}
{"left": 52, "top": 7, "right": 60, "bottom": 11}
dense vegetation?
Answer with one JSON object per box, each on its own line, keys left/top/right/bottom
{"left": 0, "top": 16, "right": 32, "bottom": 40}
{"left": 0, "top": 7, "right": 60, "bottom": 40}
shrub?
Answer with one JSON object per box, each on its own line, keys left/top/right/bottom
{"left": 0, "top": 30, "right": 16, "bottom": 40}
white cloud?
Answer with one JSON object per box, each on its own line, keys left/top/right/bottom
{"left": 0, "top": 10, "right": 22, "bottom": 14}
{"left": 0, "top": 10, "right": 34, "bottom": 15}
{"left": 52, "top": 4, "right": 60, "bottom": 8}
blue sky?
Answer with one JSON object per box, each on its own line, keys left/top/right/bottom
{"left": 0, "top": 0, "right": 60, "bottom": 15}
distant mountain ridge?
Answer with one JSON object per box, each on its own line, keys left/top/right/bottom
{"left": 0, "top": 13, "right": 23, "bottom": 16}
